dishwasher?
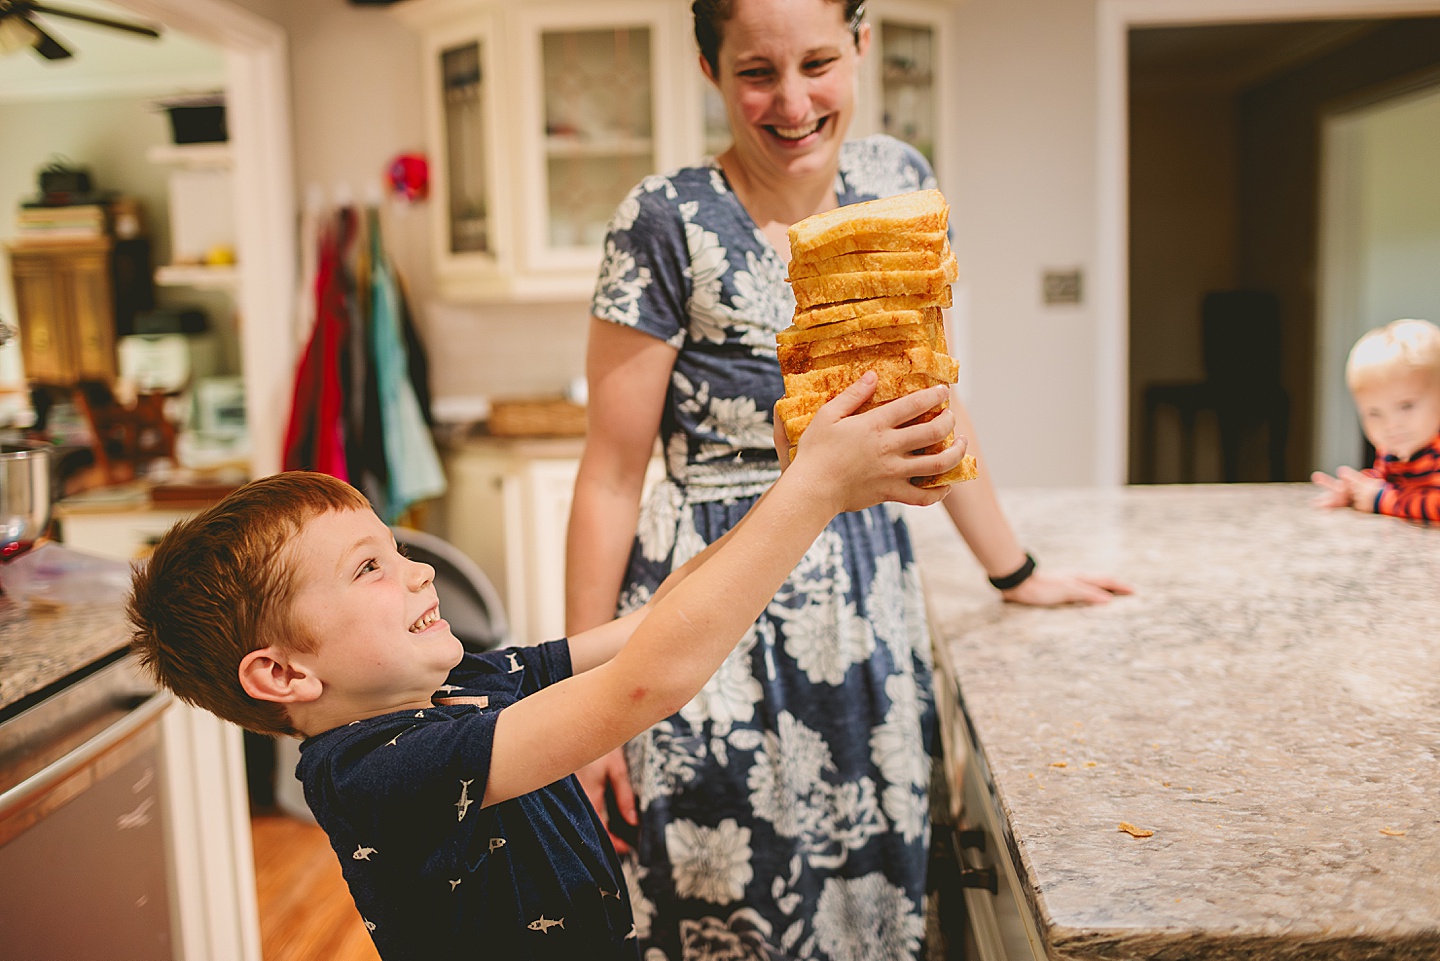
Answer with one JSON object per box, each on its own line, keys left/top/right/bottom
{"left": 0, "top": 650, "right": 177, "bottom": 960}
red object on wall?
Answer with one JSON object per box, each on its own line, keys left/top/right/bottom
{"left": 385, "top": 153, "right": 429, "bottom": 202}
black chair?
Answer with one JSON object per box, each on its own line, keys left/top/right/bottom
{"left": 1142, "top": 290, "right": 1289, "bottom": 483}
{"left": 391, "top": 526, "right": 509, "bottom": 652}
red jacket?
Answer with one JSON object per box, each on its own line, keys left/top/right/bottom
{"left": 1364, "top": 430, "right": 1440, "bottom": 523}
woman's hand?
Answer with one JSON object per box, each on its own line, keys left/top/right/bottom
{"left": 1001, "top": 570, "right": 1133, "bottom": 607}
{"left": 575, "top": 748, "right": 638, "bottom": 854}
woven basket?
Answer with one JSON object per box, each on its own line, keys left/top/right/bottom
{"left": 487, "top": 397, "right": 588, "bottom": 437}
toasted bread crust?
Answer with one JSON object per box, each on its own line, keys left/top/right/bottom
{"left": 788, "top": 189, "right": 949, "bottom": 260}
{"left": 777, "top": 313, "right": 946, "bottom": 375}
{"left": 916, "top": 453, "right": 978, "bottom": 489}
{"left": 791, "top": 289, "right": 954, "bottom": 328}
{"left": 790, "top": 229, "right": 948, "bottom": 264}
{"left": 790, "top": 253, "right": 958, "bottom": 311}
{"left": 777, "top": 308, "right": 939, "bottom": 346}
{"left": 787, "top": 248, "right": 943, "bottom": 281}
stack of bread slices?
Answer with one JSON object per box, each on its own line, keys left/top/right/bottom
{"left": 777, "top": 188, "right": 978, "bottom": 488}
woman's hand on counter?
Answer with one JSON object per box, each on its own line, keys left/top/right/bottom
{"left": 1002, "top": 569, "right": 1134, "bottom": 606}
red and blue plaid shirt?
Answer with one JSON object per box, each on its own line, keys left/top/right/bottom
{"left": 1364, "top": 430, "right": 1440, "bottom": 523}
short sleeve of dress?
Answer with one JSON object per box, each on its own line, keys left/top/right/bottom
{"left": 590, "top": 175, "right": 691, "bottom": 348}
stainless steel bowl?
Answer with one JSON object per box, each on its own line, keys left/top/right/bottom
{"left": 0, "top": 442, "right": 53, "bottom": 556}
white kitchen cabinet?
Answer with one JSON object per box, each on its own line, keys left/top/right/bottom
{"left": 393, "top": 0, "right": 702, "bottom": 302}
{"left": 855, "top": 0, "right": 954, "bottom": 183}
{"left": 395, "top": 0, "right": 957, "bottom": 303}
{"left": 439, "top": 437, "right": 662, "bottom": 646}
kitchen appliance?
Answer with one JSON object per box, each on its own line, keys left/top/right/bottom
{"left": 0, "top": 441, "right": 52, "bottom": 558}
{"left": 0, "top": 653, "right": 175, "bottom": 960}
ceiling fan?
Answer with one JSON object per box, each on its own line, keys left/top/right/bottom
{"left": 0, "top": 0, "right": 161, "bottom": 61}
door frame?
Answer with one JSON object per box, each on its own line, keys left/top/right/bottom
{"left": 1095, "top": 0, "right": 1440, "bottom": 486}
{"left": 114, "top": 0, "right": 295, "bottom": 481}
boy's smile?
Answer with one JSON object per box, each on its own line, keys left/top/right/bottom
{"left": 286, "top": 507, "right": 464, "bottom": 724}
{"left": 1353, "top": 368, "right": 1440, "bottom": 461}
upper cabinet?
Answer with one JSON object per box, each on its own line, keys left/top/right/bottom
{"left": 394, "top": 0, "right": 703, "bottom": 302}
{"left": 853, "top": 0, "right": 952, "bottom": 182}
{"left": 394, "top": 0, "right": 954, "bottom": 304}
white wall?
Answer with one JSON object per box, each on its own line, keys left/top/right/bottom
{"left": 945, "top": 0, "right": 1103, "bottom": 485}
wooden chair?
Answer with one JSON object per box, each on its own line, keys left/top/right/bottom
{"left": 1142, "top": 290, "right": 1289, "bottom": 484}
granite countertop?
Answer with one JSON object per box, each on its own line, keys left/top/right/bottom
{"left": 911, "top": 484, "right": 1440, "bottom": 961}
{"left": 0, "top": 591, "right": 132, "bottom": 712}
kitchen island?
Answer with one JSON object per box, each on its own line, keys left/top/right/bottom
{"left": 910, "top": 484, "right": 1439, "bottom": 961}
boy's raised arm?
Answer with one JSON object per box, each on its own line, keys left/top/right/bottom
{"left": 482, "top": 375, "right": 965, "bottom": 806}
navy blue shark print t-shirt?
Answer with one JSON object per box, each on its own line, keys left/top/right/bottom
{"left": 296, "top": 641, "right": 639, "bottom": 961}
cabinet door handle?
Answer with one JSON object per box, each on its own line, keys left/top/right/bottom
{"left": 959, "top": 865, "right": 998, "bottom": 895}
{"left": 958, "top": 827, "right": 987, "bottom": 852}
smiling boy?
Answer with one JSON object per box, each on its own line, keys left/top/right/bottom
{"left": 1312, "top": 318, "right": 1440, "bottom": 522}
{"left": 127, "top": 374, "right": 964, "bottom": 961}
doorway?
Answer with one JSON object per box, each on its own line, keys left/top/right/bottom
{"left": 1129, "top": 17, "right": 1440, "bottom": 483}
{"left": 1317, "top": 83, "right": 1440, "bottom": 473}
{"left": 1095, "top": 0, "right": 1440, "bottom": 487}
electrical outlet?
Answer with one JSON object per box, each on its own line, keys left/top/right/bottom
{"left": 1042, "top": 269, "right": 1083, "bottom": 306}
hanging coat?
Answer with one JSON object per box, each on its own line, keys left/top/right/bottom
{"left": 368, "top": 208, "right": 446, "bottom": 522}
{"left": 281, "top": 210, "right": 354, "bottom": 480}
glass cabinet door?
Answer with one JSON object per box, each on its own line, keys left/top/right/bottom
{"left": 878, "top": 20, "right": 937, "bottom": 166}
{"left": 440, "top": 40, "right": 492, "bottom": 256}
{"left": 540, "top": 25, "right": 655, "bottom": 250}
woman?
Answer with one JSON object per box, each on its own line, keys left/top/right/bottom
{"left": 567, "top": 1, "right": 1131, "bottom": 957}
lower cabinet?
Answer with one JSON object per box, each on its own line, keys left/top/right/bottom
{"left": 953, "top": 724, "right": 1048, "bottom": 961}
{"left": 438, "top": 438, "right": 662, "bottom": 646}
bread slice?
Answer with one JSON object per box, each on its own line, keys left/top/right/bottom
{"left": 787, "top": 248, "right": 944, "bottom": 281}
{"left": 783, "top": 401, "right": 951, "bottom": 448}
{"left": 782, "top": 344, "right": 958, "bottom": 399}
{"left": 777, "top": 308, "right": 937, "bottom": 346}
{"left": 790, "top": 252, "right": 959, "bottom": 311}
{"left": 777, "top": 310, "right": 946, "bottom": 376}
{"left": 792, "top": 289, "right": 953, "bottom": 329}
{"left": 916, "top": 453, "right": 978, "bottom": 489}
{"left": 788, "top": 189, "right": 949, "bottom": 261}
{"left": 790, "top": 229, "right": 948, "bottom": 265}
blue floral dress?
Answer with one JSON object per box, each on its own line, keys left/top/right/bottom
{"left": 591, "top": 136, "right": 940, "bottom": 961}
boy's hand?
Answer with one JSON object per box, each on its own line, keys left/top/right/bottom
{"left": 781, "top": 373, "right": 966, "bottom": 513}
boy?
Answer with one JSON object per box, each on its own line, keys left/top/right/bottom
{"left": 128, "top": 374, "right": 964, "bottom": 961}
{"left": 1312, "top": 317, "right": 1440, "bottom": 522}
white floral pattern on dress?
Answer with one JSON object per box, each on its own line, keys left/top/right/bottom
{"left": 679, "top": 628, "right": 763, "bottom": 738}
{"left": 677, "top": 908, "right": 777, "bottom": 961}
{"left": 666, "top": 818, "right": 755, "bottom": 904}
{"left": 811, "top": 872, "right": 926, "bottom": 961}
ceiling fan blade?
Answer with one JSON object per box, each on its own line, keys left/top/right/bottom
{"left": 22, "top": 1, "right": 161, "bottom": 39}
{"left": 23, "top": 14, "right": 72, "bottom": 59}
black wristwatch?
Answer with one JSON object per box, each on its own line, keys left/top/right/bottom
{"left": 988, "top": 552, "right": 1036, "bottom": 591}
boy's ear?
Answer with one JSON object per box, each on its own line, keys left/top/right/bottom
{"left": 239, "top": 647, "right": 322, "bottom": 705}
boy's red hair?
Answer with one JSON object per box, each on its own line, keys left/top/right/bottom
{"left": 128, "top": 471, "right": 371, "bottom": 737}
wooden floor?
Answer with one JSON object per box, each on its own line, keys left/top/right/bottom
{"left": 252, "top": 813, "right": 380, "bottom": 961}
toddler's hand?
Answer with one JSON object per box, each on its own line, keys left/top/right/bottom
{"left": 1337, "top": 465, "right": 1383, "bottom": 513}
{"left": 1310, "top": 470, "right": 1350, "bottom": 509}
